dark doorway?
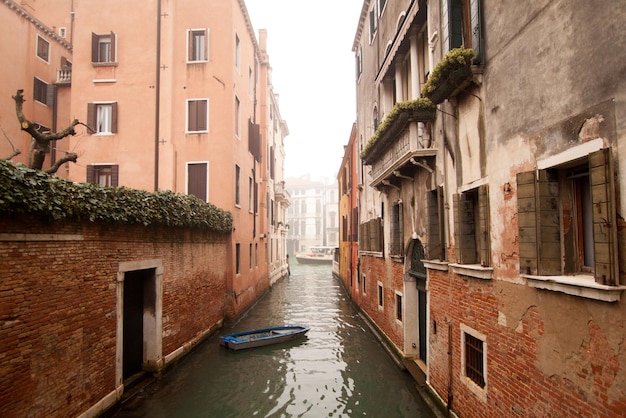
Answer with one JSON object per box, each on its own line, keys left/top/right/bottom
{"left": 409, "top": 240, "right": 428, "bottom": 363}
{"left": 123, "top": 270, "right": 148, "bottom": 381}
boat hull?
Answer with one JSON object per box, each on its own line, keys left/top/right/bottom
{"left": 295, "top": 256, "right": 333, "bottom": 265}
{"left": 220, "top": 326, "right": 309, "bottom": 351}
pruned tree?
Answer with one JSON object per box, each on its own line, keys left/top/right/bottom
{"left": 11, "top": 89, "right": 87, "bottom": 174}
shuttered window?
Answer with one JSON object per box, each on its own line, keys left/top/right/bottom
{"left": 187, "top": 162, "right": 208, "bottom": 202}
{"left": 390, "top": 202, "right": 403, "bottom": 256}
{"left": 187, "top": 99, "right": 208, "bottom": 133}
{"left": 187, "top": 29, "right": 208, "bottom": 62}
{"left": 516, "top": 149, "right": 618, "bottom": 285}
{"left": 442, "top": 0, "right": 482, "bottom": 63}
{"left": 427, "top": 187, "right": 446, "bottom": 260}
{"left": 91, "top": 32, "right": 116, "bottom": 64}
{"left": 359, "top": 218, "right": 383, "bottom": 252}
{"left": 86, "top": 165, "right": 119, "bottom": 187}
{"left": 453, "top": 185, "right": 490, "bottom": 266}
{"left": 87, "top": 102, "right": 118, "bottom": 134}
{"left": 36, "top": 35, "right": 50, "bottom": 62}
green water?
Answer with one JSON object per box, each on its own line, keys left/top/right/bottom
{"left": 109, "top": 263, "right": 436, "bottom": 417}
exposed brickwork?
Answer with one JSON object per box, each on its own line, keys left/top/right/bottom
{"left": 359, "top": 254, "right": 405, "bottom": 348}
{"left": 428, "top": 269, "right": 626, "bottom": 417}
{"left": 0, "top": 215, "right": 229, "bottom": 418}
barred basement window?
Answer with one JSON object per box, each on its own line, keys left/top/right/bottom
{"left": 464, "top": 332, "right": 485, "bottom": 387}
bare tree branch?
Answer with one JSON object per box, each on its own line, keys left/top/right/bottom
{"left": 1, "top": 127, "right": 21, "bottom": 160}
{"left": 44, "top": 152, "right": 78, "bottom": 174}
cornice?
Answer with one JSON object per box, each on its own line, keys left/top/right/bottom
{"left": 3, "top": 0, "right": 72, "bottom": 51}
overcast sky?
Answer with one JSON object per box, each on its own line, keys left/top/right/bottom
{"left": 244, "top": 0, "right": 363, "bottom": 182}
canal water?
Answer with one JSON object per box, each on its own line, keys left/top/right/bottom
{"left": 109, "top": 263, "right": 436, "bottom": 417}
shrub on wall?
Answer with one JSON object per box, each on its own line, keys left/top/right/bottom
{"left": 0, "top": 160, "right": 232, "bottom": 233}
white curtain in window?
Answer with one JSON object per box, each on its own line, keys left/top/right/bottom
{"left": 97, "top": 104, "right": 112, "bottom": 133}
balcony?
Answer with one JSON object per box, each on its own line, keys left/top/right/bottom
{"left": 421, "top": 48, "right": 475, "bottom": 105}
{"left": 275, "top": 181, "right": 291, "bottom": 204}
{"left": 56, "top": 68, "right": 72, "bottom": 85}
{"left": 361, "top": 98, "right": 437, "bottom": 188}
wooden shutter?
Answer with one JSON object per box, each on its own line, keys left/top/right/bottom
{"left": 478, "top": 184, "right": 490, "bottom": 266}
{"left": 111, "top": 165, "right": 119, "bottom": 187}
{"left": 469, "top": 0, "right": 482, "bottom": 63}
{"left": 110, "top": 31, "right": 116, "bottom": 62}
{"left": 589, "top": 148, "right": 618, "bottom": 285}
{"left": 449, "top": 0, "right": 464, "bottom": 50}
{"left": 86, "top": 165, "right": 95, "bottom": 183}
{"left": 111, "top": 102, "right": 118, "bottom": 133}
{"left": 87, "top": 103, "right": 96, "bottom": 134}
{"left": 453, "top": 193, "right": 460, "bottom": 263}
{"left": 537, "top": 169, "right": 561, "bottom": 275}
{"left": 454, "top": 191, "right": 477, "bottom": 264}
{"left": 188, "top": 163, "right": 207, "bottom": 201}
{"left": 517, "top": 171, "right": 538, "bottom": 274}
{"left": 91, "top": 33, "right": 98, "bottom": 62}
{"left": 45, "top": 84, "right": 55, "bottom": 106}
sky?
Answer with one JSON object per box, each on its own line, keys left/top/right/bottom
{"left": 244, "top": 0, "right": 364, "bottom": 182}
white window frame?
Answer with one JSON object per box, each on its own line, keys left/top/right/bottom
{"left": 36, "top": 35, "right": 50, "bottom": 63}
{"left": 185, "top": 161, "right": 209, "bottom": 202}
{"left": 460, "top": 323, "right": 488, "bottom": 402}
{"left": 235, "top": 33, "right": 241, "bottom": 71}
{"left": 234, "top": 95, "right": 241, "bottom": 138}
{"left": 186, "top": 98, "right": 209, "bottom": 133}
{"left": 395, "top": 291, "right": 403, "bottom": 323}
{"left": 94, "top": 102, "right": 115, "bottom": 134}
{"left": 187, "top": 28, "right": 209, "bottom": 63}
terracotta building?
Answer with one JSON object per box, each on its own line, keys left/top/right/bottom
{"left": 1, "top": 0, "right": 290, "bottom": 318}
{"left": 351, "top": 0, "right": 626, "bottom": 416}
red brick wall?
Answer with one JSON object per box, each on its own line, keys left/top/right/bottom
{"left": 359, "top": 254, "right": 405, "bottom": 348}
{"left": 0, "top": 215, "right": 229, "bottom": 418}
{"left": 428, "top": 269, "right": 626, "bottom": 417}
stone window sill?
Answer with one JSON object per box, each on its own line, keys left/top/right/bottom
{"left": 360, "top": 251, "right": 384, "bottom": 258}
{"left": 423, "top": 260, "right": 449, "bottom": 271}
{"left": 450, "top": 263, "right": 493, "bottom": 280}
{"left": 523, "top": 274, "right": 626, "bottom": 302}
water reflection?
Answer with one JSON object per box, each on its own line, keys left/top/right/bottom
{"left": 111, "top": 263, "right": 434, "bottom": 417}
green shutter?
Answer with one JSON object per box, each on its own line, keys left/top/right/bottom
{"left": 450, "top": 0, "right": 464, "bottom": 50}
{"left": 453, "top": 193, "right": 460, "bottom": 263}
{"left": 517, "top": 171, "right": 538, "bottom": 274}
{"left": 537, "top": 169, "right": 561, "bottom": 275}
{"left": 589, "top": 149, "right": 618, "bottom": 285}
{"left": 478, "top": 184, "right": 490, "bottom": 266}
{"left": 470, "top": 0, "right": 482, "bottom": 63}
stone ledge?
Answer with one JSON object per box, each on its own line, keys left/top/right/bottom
{"left": 423, "top": 260, "right": 449, "bottom": 271}
{"left": 523, "top": 274, "right": 626, "bottom": 302}
{"left": 450, "top": 263, "right": 493, "bottom": 280}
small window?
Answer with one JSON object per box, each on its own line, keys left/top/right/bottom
{"left": 33, "top": 78, "right": 50, "bottom": 105}
{"left": 187, "top": 162, "right": 208, "bottom": 202}
{"left": 235, "top": 164, "right": 241, "bottom": 206}
{"left": 377, "top": 282, "right": 384, "bottom": 308}
{"left": 369, "top": 4, "right": 378, "bottom": 43}
{"left": 235, "top": 243, "right": 241, "bottom": 275}
{"left": 37, "top": 35, "right": 50, "bottom": 62}
{"left": 362, "top": 275, "right": 367, "bottom": 294}
{"left": 427, "top": 187, "right": 446, "bottom": 260}
{"left": 91, "top": 32, "right": 116, "bottom": 64}
{"left": 453, "top": 184, "right": 490, "bottom": 266}
{"left": 378, "top": 0, "right": 387, "bottom": 16}
{"left": 87, "top": 102, "right": 118, "bottom": 134}
{"left": 58, "top": 27, "right": 67, "bottom": 39}
{"left": 395, "top": 292, "right": 403, "bottom": 322}
{"left": 355, "top": 46, "right": 362, "bottom": 81}
{"left": 235, "top": 33, "right": 240, "bottom": 70}
{"left": 390, "top": 202, "right": 403, "bottom": 256}
{"left": 442, "top": 0, "right": 482, "bottom": 62}
{"left": 248, "top": 67, "right": 253, "bottom": 96}
{"left": 249, "top": 243, "right": 253, "bottom": 270}
{"left": 461, "top": 325, "right": 487, "bottom": 391}
{"left": 234, "top": 96, "right": 240, "bottom": 137}
{"left": 87, "top": 164, "right": 119, "bottom": 187}
{"left": 187, "top": 99, "right": 208, "bottom": 133}
{"left": 187, "top": 29, "right": 208, "bottom": 62}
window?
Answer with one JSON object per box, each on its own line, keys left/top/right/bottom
{"left": 58, "top": 27, "right": 67, "bottom": 39}
{"left": 359, "top": 218, "right": 383, "bottom": 252}
{"left": 236, "top": 243, "right": 241, "bottom": 275}
{"left": 369, "top": 4, "right": 378, "bottom": 43}
{"left": 235, "top": 34, "right": 240, "bottom": 71}
{"left": 187, "top": 29, "right": 208, "bottom": 62}
{"left": 187, "top": 162, "right": 208, "bottom": 202}
{"left": 187, "top": 99, "right": 208, "bottom": 133}
{"left": 427, "top": 187, "right": 446, "bottom": 260}
{"left": 355, "top": 46, "right": 362, "bottom": 81}
{"left": 33, "top": 78, "right": 50, "bottom": 105}
{"left": 255, "top": 243, "right": 258, "bottom": 267}
{"left": 248, "top": 67, "right": 253, "bottom": 96}
{"left": 86, "top": 164, "right": 119, "bottom": 187}
{"left": 395, "top": 292, "right": 402, "bottom": 321}
{"left": 234, "top": 96, "right": 240, "bottom": 137}
{"left": 270, "top": 199, "right": 275, "bottom": 225}
{"left": 453, "top": 184, "right": 490, "bottom": 266}
{"left": 87, "top": 102, "right": 118, "bottom": 134}
{"left": 249, "top": 177, "right": 253, "bottom": 211}
{"left": 441, "top": 0, "right": 482, "bottom": 62}
{"left": 36, "top": 35, "right": 49, "bottom": 62}
{"left": 377, "top": 282, "right": 384, "bottom": 308}
{"left": 91, "top": 32, "right": 116, "bottom": 64}
{"left": 235, "top": 164, "right": 241, "bottom": 206}
{"left": 378, "top": 0, "right": 387, "bottom": 16}
{"left": 390, "top": 202, "right": 403, "bottom": 256}
{"left": 249, "top": 243, "right": 253, "bottom": 269}
{"left": 362, "top": 275, "right": 367, "bottom": 294}
{"left": 461, "top": 325, "right": 487, "bottom": 394}
{"left": 517, "top": 148, "right": 618, "bottom": 285}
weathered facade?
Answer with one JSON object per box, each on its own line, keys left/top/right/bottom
{"left": 0, "top": 214, "right": 229, "bottom": 417}
{"left": 352, "top": 0, "right": 626, "bottom": 416}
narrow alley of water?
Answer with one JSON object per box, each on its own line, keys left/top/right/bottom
{"left": 108, "top": 263, "right": 436, "bottom": 417}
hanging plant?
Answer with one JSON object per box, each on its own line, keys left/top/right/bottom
{"left": 421, "top": 48, "right": 475, "bottom": 103}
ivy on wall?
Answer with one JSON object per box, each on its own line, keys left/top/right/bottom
{"left": 0, "top": 160, "right": 232, "bottom": 233}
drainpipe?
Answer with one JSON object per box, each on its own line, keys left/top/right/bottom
{"left": 154, "top": 0, "right": 162, "bottom": 191}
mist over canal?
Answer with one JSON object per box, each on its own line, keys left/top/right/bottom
{"left": 110, "top": 263, "right": 436, "bottom": 417}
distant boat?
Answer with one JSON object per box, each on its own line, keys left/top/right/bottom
{"left": 295, "top": 246, "right": 335, "bottom": 264}
{"left": 219, "top": 325, "right": 310, "bottom": 351}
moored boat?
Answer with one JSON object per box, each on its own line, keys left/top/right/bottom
{"left": 219, "top": 325, "right": 310, "bottom": 351}
{"left": 295, "top": 246, "right": 335, "bottom": 264}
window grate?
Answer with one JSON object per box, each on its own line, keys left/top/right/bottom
{"left": 465, "top": 332, "right": 485, "bottom": 388}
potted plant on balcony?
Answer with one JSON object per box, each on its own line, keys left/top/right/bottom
{"left": 421, "top": 47, "right": 475, "bottom": 104}
{"left": 360, "top": 98, "right": 436, "bottom": 162}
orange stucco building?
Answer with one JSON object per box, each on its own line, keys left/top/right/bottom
{"left": 1, "top": 0, "right": 289, "bottom": 317}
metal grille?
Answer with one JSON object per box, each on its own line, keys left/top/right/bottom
{"left": 465, "top": 333, "right": 485, "bottom": 388}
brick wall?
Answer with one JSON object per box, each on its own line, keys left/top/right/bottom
{"left": 428, "top": 269, "right": 626, "bottom": 417}
{"left": 0, "top": 215, "right": 229, "bottom": 418}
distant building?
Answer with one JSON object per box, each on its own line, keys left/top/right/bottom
{"left": 286, "top": 174, "right": 338, "bottom": 255}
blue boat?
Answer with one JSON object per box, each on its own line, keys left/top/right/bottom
{"left": 219, "top": 325, "right": 310, "bottom": 351}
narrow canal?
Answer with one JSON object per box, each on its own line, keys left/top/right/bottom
{"left": 109, "top": 263, "right": 436, "bottom": 417}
